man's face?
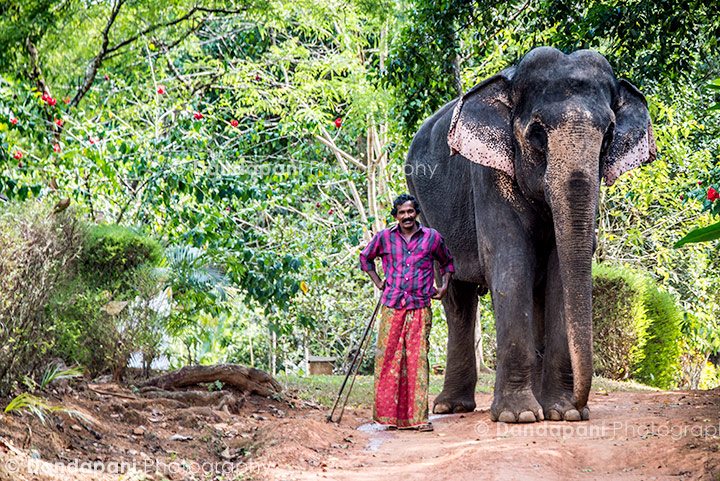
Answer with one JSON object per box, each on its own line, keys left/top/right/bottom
{"left": 394, "top": 201, "right": 417, "bottom": 228}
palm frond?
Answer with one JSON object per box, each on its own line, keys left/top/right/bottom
{"left": 4, "top": 393, "right": 62, "bottom": 425}
{"left": 39, "top": 363, "right": 83, "bottom": 390}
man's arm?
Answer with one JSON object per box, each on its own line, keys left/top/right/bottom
{"left": 431, "top": 232, "right": 455, "bottom": 300}
{"left": 359, "top": 232, "right": 385, "bottom": 290}
{"left": 366, "top": 270, "right": 386, "bottom": 291}
{"left": 432, "top": 271, "right": 452, "bottom": 299}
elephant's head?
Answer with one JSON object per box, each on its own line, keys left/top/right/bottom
{"left": 447, "top": 47, "right": 655, "bottom": 409}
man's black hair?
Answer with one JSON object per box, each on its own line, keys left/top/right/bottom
{"left": 391, "top": 193, "right": 421, "bottom": 217}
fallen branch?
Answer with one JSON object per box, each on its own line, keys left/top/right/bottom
{"left": 87, "top": 385, "right": 139, "bottom": 401}
{"left": 138, "top": 364, "right": 281, "bottom": 397}
{"left": 139, "top": 388, "right": 244, "bottom": 413}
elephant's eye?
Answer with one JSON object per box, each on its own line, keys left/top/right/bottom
{"left": 527, "top": 122, "right": 547, "bottom": 152}
{"left": 601, "top": 123, "right": 615, "bottom": 157}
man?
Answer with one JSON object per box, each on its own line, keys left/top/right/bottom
{"left": 359, "top": 193, "right": 454, "bottom": 432}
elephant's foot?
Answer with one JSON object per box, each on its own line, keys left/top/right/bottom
{"left": 490, "top": 389, "right": 544, "bottom": 423}
{"left": 541, "top": 392, "right": 590, "bottom": 422}
{"left": 432, "top": 391, "right": 476, "bottom": 414}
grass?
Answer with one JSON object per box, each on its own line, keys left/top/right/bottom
{"left": 278, "top": 372, "right": 655, "bottom": 408}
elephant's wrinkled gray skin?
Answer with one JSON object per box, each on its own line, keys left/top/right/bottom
{"left": 406, "top": 47, "right": 655, "bottom": 423}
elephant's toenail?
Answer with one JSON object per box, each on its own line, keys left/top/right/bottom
{"left": 433, "top": 403, "right": 451, "bottom": 414}
{"left": 581, "top": 407, "right": 590, "bottom": 420}
{"left": 537, "top": 408, "right": 544, "bottom": 421}
{"left": 518, "top": 411, "right": 536, "bottom": 423}
{"left": 498, "top": 411, "right": 516, "bottom": 423}
{"left": 564, "top": 409, "right": 581, "bottom": 421}
{"left": 548, "top": 409, "right": 562, "bottom": 421}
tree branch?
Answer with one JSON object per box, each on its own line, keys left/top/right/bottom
{"left": 314, "top": 134, "right": 366, "bottom": 171}
{"left": 24, "top": 38, "right": 50, "bottom": 96}
{"left": 70, "top": 0, "right": 125, "bottom": 108}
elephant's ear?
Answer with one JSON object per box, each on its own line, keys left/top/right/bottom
{"left": 447, "top": 71, "right": 515, "bottom": 177}
{"left": 603, "top": 79, "right": 657, "bottom": 186}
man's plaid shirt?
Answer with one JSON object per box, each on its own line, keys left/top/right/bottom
{"left": 360, "top": 223, "right": 454, "bottom": 309}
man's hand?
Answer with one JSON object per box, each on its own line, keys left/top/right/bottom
{"left": 432, "top": 284, "right": 448, "bottom": 300}
{"left": 366, "top": 270, "right": 386, "bottom": 291}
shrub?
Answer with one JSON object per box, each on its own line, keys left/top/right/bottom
{"left": 81, "top": 224, "right": 162, "bottom": 291}
{"left": 49, "top": 226, "right": 165, "bottom": 378}
{"left": 592, "top": 263, "right": 683, "bottom": 387}
{"left": 592, "top": 263, "right": 650, "bottom": 380}
{"left": 0, "top": 201, "right": 83, "bottom": 396}
{"left": 634, "top": 286, "right": 683, "bottom": 389}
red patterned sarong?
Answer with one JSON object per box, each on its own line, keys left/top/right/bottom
{"left": 373, "top": 306, "right": 432, "bottom": 428}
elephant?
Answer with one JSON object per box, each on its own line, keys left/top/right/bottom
{"left": 406, "top": 47, "right": 655, "bottom": 423}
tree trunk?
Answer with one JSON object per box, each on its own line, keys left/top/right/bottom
{"left": 271, "top": 330, "right": 277, "bottom": 376}
{"left": 475, "top": 305, "right": 493, "bottom": 375}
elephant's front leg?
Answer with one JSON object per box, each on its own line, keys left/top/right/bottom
{"left": 490, "top": 255, "right": 544, "bottom": 423}
{"left": 540, "top": 247, "right": 590, "bottom": 421}
{"left": 433, "top": 279, "right": 478, "bottom": 414}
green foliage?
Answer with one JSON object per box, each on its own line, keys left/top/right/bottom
{"left": 81, "top": 224, "right": 162, "bottom": 288}
{"left": 592, "top": 263, "right": 651, "bottom": 380}
{"left": 48, "top": 225, "right": 164, "bottom": 377}
{"left": 0, "top": 201, "right": 83, "bottom": 396}
{"left": 634, "top": 285, "right": 683, "bottom": 389}
{"left": 592, "top": 263, "right": 684, "bottom": 387}
{"left": 3, "top": 392, "right": 62, "bottom": 425}
{"left": 39, "top": 363, "right": 83, "bottom": 390}
{"left": 3, "top": 363, "right": 84, "bottom": 425}
{"left": 674, "top": 220, "right": 720, "bottom": 247}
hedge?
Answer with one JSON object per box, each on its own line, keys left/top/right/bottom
{"left": 592, "top": 263, "right": 682, "bottom": 388}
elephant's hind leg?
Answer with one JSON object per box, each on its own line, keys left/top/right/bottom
{"left": 433, "top": 279, "right": 478, "bottom": 414}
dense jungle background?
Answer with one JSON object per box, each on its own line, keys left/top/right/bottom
{"left": 2, "top": 0, "right": 720, "bottom": 402}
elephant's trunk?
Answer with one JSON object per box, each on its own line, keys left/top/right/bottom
{"left": 545, "top": 124, "right": 602, "bottom": 409}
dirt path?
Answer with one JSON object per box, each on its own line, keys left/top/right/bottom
{"left": 268, "top": 390, "right": 720, "bottom": 481}
{"left": 0, "top": 385, "right": 718, "bottom": 480}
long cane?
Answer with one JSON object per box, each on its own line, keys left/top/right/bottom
{"left": 327, "top": 297, "right": 382, "bottom": 424}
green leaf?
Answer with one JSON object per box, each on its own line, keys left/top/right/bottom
{"left": 674, "top": 221, "right": 720, "bottom": 247}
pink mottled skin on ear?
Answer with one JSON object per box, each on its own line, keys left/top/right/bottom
{"left": 447, "top": 96, "right": 514, "bottom": 178}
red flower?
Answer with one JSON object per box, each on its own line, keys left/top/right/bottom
{"left": 10, "top": 117, "right": 18, "bottom": 125}
{"left": 328, "top": 209, "right": 334, "bottom": 215}
{"left": 157, "top": 86, "right": 166, "bottom": 95}
{"left": 334, "top": 117, "right": 342, "bottom": 128}
{"left": 63, "top": 97, "right": 71, "bottom": 104}
{"left": 315, "top": 202, "right": 321, "bottom": 208}
{"left": 680, "top": 194, "right": 684, "bottom": 200}
{"left": 193, "top": 111, "right": 204, "bottom": 120}
{"left": 41, "top": 92, "right": 49, "bottom": 102}
{"left": 89, "top": 136, "right": 99, "bottom": 145}
{"left": 13, "top": 151, "right": 22, "bottom": 160}
{"left": 230, "top": 119, "right": 239, "bottom": 127}
{"left": 707, "top": 187, "right": 719, "bottom": 201}
{"left": 104, "top": 74, "right": 110, "bottom": 81}
{"left": 54, "top": 118, "right": 63, "bottom": 127}
{"left": 255, "top": 74, "right": 261, "bottom": 81}
{"left": 47, "top": 97, "right": 57, "bottom": 106}
{"left": 53, "top": 143, "right": 61, "bottom": 153}
{"left": 698, "top": 180, "right": 703, "bottom": 185}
